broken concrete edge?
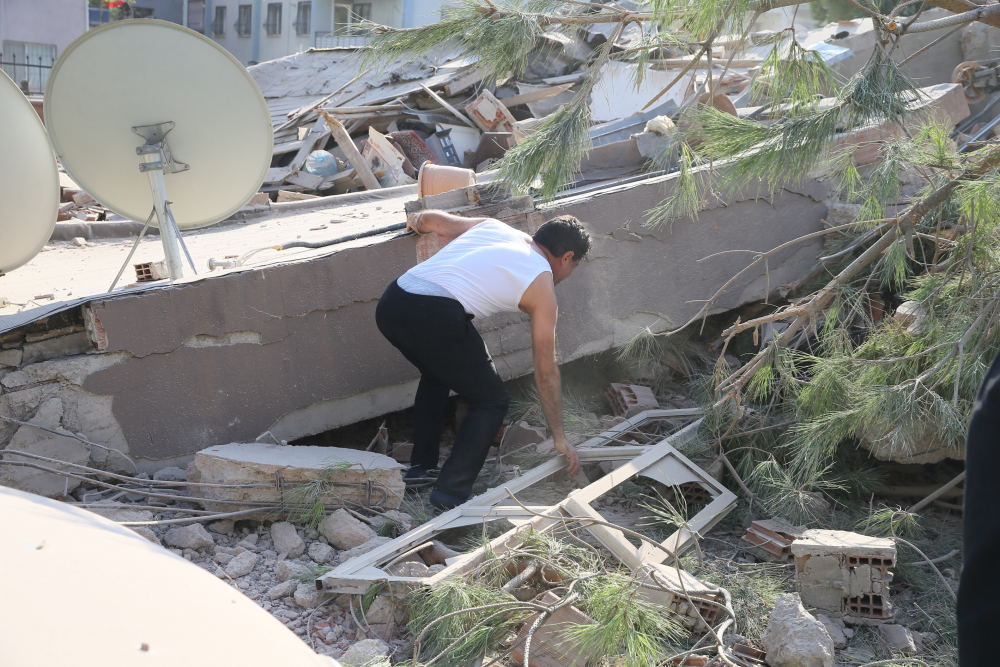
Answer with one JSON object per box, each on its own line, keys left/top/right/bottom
{"left": 4, "top": 156, "right": 836, "bottom": 469}
{"left": 187, "top": 442, "right": 407, "bottom": 512}
{"left": 319, "top": 411, "right": 739, "bottom": 595}
{"left": 234, "top": 170, "right": 499, "bottom": 222}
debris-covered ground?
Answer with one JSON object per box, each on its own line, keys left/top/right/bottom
{"left": 62, "top": 338, "right": 962, "bottom": 667}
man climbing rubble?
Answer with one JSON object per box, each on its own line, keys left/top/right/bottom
{"left": 375, "top": 210, "right": 591, "bottom": 510}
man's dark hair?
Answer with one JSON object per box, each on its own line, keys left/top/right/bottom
{"left": 533, "top": 216, "right": 591, "bottom": 261}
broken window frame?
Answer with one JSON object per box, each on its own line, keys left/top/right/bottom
{"left": 320, "top": 409, "right": 738, "bottom": 594}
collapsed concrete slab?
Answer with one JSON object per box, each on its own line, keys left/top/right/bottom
{"left": 186, "top": 443, "right": 406, "bottom": 510}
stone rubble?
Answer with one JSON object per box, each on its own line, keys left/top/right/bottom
{"left": 339, "top": 638, "right": 390, "bottom": 666}
{"left": 762, "top": 593, "right": 835, "bottom": 667}
{"left": 815, "top": 614, "right": 851, "bottom": 649}
{"left": 163, "top": 523, "right": 215, "bottom": 550}
{"left": 99, "top": 512, "right": 422, "bottom": 662}
{"left": 319, "top": 509, "right": 376, "bottom": 550}
{"left": 271, "top": 521, "right": 306, "bottom": 558}
{"left": 879, "top": 624, "right": 923, "bottom": 654}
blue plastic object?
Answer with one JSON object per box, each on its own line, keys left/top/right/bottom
{"left": 304, "top": 150, "right": 339, "bottom": 178}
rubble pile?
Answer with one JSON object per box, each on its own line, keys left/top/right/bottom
{"left": 4, "top": 366, "right": 959, "bottom": 667}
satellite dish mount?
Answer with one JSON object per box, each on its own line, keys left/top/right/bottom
{"left": 132, "top": 121, "right": 190, "bottom": 280}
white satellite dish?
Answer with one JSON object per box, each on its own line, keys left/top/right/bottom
{"left": 0, "top": 69, "right": 58, "bottom": 275}
{"left": 45, "top": 19, "right": 273, "bottom": 281}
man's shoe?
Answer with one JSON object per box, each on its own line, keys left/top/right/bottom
{"left": 429, "top": 488, "right": 467, "bottom": 510}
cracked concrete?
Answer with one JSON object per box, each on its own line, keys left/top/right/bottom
{"left": 0, "top": 172, "right": 831, "bottom": 472}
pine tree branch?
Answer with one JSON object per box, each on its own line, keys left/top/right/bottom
{"left": 715, "top": 144, "right": 1000, "bottom": 405}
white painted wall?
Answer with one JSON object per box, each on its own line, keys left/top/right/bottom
{"left": 410, "top": 0, "right": 445, "bottom": 26}
{"left": 204, "top": 0, "right": 312, "bottom": 64}
{"left": 0, "top": 0, "right": 88, "bottom": 56}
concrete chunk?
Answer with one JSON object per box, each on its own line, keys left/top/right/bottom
{"left": 762, "top": 593, "right": 835, "bottom": 667}
{"left": 185, "top": 443, "right": 405, "bottom": 510}
{"left": 340, "top": 639, "right": 390, "bottom": 667}
{"left": 816, "top": 614, "right": 848, "bottom": 649}
{"left": 308, "top": 541, "right": 335, "bottom": 563}
{"left": 225, "top": 550, "right": 259, "bottom": 578}
{"left": 163, "top": 524, "right": 215, "bottom": 550}
{"left": 320, "top": 508, "right": 376, "bottom": 550}
{"left": 267, "top": 579, "right": 297, "bottom": 600}
{"left": 270, "top": 521, "right": 305, "bottom": 558}
{"left": 879, "top": 624, "right": 920, "bottom": 653}
{"left": 0, "top": 398, "right": 90, "bottom": 498}
{"left": 275, "top": 559, "right": 307, "bottom": 582}
{"left": 791, "top": 530, "right": 896, "bottom": 558}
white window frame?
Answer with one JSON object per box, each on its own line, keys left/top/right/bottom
{"left": 320, "top": 409, "right": 738, "bottom": 595}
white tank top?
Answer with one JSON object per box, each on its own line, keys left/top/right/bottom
{"left": 399, "top": 219, "right": 551, "bottom": 319}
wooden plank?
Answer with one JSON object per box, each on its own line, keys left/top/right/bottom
{"left": 273, "top": 65, "right": 372, "bottom": 133}
{"left": 649, "top": 58, "right": 762, "bottom": 69}
{"left": 419, "top": 83, "right": 478, "bottom": 129}
{"left": 277, "top": 190, "right": 320, "bottom": 202}
{"left": 444, "top": 66, "right": 486, "bottom": 97}
{"left": 273, "top": 138, "right": 306, "bottom": 156}
{"left": 264, "top": 117, "right": 329, "bottom": 184}
{"left": 285, "top": 171, "right": 324, "bottom": 189}
{"left": 499, "top": 82, "right": 575, "bottom": 109}
{"left": 320, "top": 111, "right": 381, "bottom": 190}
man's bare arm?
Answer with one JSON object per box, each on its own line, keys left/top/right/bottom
{"left": 520, "top": 273, "right": 580, "bottom": 476}
{"left": 407, "top": 210, "right": 490, "bottom": 242}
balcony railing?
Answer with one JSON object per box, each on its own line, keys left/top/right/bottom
{"left": 314, "top": 32, "right": 370, "bottom": 48}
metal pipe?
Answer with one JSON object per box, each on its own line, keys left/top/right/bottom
{"left": 143, "top": 153, "right": 184, "bottom": 280}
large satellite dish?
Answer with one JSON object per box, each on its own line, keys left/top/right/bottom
{"left": 0, "top": 68, "right": 58, "bottom": 275}
{"left": 45, "top": 20, "right": 273, "bottom": 281}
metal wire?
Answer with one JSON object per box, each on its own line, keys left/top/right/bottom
{"left": 108, "top": 207, "right": 156, "bottom": 292}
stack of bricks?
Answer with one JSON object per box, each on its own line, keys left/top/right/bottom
{"left": 635, "top": 563, "right": 727, "bottom": 634}
{"left": 790, "top": 529, "right": 896, "bottom": 622}
{"left": 740, "top": 518, "right": 806, "bottom": 563}
{"left": 606, "top": 382, "right": 660, "bottom": 417}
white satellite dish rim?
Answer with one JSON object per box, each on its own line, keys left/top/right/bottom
{"left": 0, "top": 68, "right": 58, "bottom": 275}
{"left": 44, "top": 19, "right": 273, "bottom": 230}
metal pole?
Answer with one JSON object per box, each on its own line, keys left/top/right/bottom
{"left": 142, "top": 154, "right": 184, "bottom": 281}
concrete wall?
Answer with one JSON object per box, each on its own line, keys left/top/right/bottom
{"left": 0, "top": 173, "right": 831, "bottom": 478}
{"left": 0, "top": 0, "right": 88, "bottom": 55}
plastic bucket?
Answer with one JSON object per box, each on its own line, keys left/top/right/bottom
{"left": 417, "top": 163, "right": 477, "bottom": 198}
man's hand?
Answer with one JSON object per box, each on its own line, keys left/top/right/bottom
{"left": 553, "top": 436, "right": 580, "bottom": 476}
{"left": 406, "top": 210, "right": 484, "bottom": 240}
{"left": 406, "top": 212, "right": 427, "bottom": 235}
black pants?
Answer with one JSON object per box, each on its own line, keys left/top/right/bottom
{"left": 959, "top": 351, "right": 1000, "bottom": 665}
{"left": 375, "top": 281, "right": 510, "bottom": 500}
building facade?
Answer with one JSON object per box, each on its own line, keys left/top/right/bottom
{"left": 183, "top": 0, "right": 445, "bottom": 65}
{"left": 0, "top": 0, "right": 88, "bottom": 93}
